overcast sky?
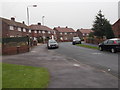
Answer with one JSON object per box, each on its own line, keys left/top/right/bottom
{"left": 0, "top": 0, "right": 119, "bottom": 30}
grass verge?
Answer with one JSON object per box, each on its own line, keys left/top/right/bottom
{"left": 76, "top": 44, "right": 99, "bottom": 50}
{"left": 2, "top": 63, "right": 50, "bottom": 88}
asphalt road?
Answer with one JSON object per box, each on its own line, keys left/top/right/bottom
{"left": 2, "top": 44, "right": 118, "bottom": 88}
{"left": 54, "top": 42, "right": 118, "bottom": 77}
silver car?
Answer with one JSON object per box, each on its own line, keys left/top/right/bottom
{"left": 47, "top": 39, "right": 59, "bottom": 49}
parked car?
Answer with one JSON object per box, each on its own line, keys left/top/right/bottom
{"left": 72, "top": 37, "right": 81, "bottom": 45}
{"left": 47, "top": 39, "right": 59, "bottom": 49}
{"left": 99, "top": 38, "right": 120, "bottom": 53}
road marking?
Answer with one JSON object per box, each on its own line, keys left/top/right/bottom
{"left": 73, "top": 64, "right": 80, "bottom": 67}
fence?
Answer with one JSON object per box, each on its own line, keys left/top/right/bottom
{"left": 2, "top": 37, "right": 30, "bottom": 55}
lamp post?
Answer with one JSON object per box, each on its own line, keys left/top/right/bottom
{"left": 27, "top": 5, "right": 37, "bottom": 25}
{"left": 42, "top": 16, "right": 45, "bottom": 26}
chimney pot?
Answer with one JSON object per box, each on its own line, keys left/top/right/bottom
{"left": 58, "top": 26, "right": 60, "bottom": 28}
{"left": 22, "top": 21, "right": 25, "bottom": 24}
{"left": 38, "top": 23, "right": 41, "bottom": 25}
{"left": 66, "top": 26, "right": 68, "bottom": 28}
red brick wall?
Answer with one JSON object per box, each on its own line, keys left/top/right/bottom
{"left": 2, "top": 45, "right": 29, "bottom": 55}
{"left": 112, "top": 19, "right": 120, "bottom": 37}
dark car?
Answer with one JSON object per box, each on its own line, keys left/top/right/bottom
{"left": 99, "top": 38, "right": 120, "bottom": 53}
{"left": 47, "top": 39, "right": 59, "bottom": 49}
{"left": 72, "top": 37, "right": 81, "bottom": 45}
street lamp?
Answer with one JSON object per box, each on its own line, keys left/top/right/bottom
{"left": 42, "top": 16, "right": 45, "bottom": 26}
{"left": 27, "top": 5, "right": 37, "bottom": 25}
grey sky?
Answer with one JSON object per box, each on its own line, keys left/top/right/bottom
{"left": 1, "top": 0, "right": 119, "bottom": 30}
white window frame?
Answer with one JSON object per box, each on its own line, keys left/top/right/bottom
{"left": 60, "top": 32, "right": 62, "bottom": 35}
{"left": 42, "top": 31, "right": 45, "bottom": 34}
{"left": 29, "top": 30, "right": 31, "bottom": 33}
{"left": 18, "top": 27, "right": 21, "bottom": 31}
{"left": 39, "top": 31, "right": 41, "bottom": 33}
{"left": 23, "top": 28, "right": 26, "bottom": 32}
{"left": 9, "top": 26, "right": 14, "bottom": 30}
{"left": 34, "top": 30, "right": 37, "bottom": 33}
{"left": 54, "top": 31, "right": 56, "bottom": 34}
{"left": 48, "top": 31, "right": 51, "bottom": 34}
{"left": 65, "top": 32, "right": 67, "bottom": 35}
{"left": 70, "top": 33, "right": 72, "bottom": 34}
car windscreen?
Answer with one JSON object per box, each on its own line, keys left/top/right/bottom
{"left": 49, "top": 40, "right": 57, "bottom": 43}
{"left": 73, "top": 37, "right": 80, "bottom": 40}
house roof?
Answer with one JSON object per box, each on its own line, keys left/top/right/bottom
{"left": 29, "top": 24, "right": 54, "bottom": 32}
{"left": 78, "top": 29, "right": 93, "bottom": 34}
{"left": 112, "top": 19, "right": 120, "bottom": 26}
{"left": 54, "top": 27, "right": 75, "bottom": 33}
{"left": 1, "top": 17, "right": 28, "bottom": 29}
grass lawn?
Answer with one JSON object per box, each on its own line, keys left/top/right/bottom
{"left": 76, "top": 44, "right": 99, "bottom": 50}
{"left": 2, "top": 63, "right": 50, "bottom": 88}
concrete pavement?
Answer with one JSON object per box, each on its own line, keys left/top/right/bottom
{"left": 2, "top": 44, "right": 118, "bottom": 88}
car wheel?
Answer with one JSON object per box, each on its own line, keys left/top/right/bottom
{"left": 99, "top": 47, "right": 103, "bottom": 51}
{"left": 111, "top": 48, "right": 116, "bottom": 53}
{"left": 72, "top": 43, "right": 75, "bottom": 45}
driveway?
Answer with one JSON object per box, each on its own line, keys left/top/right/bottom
{"left": 2, "top": 44, "right": 118, "bottom": 88}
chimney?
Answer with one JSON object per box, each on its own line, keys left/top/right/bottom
{"left": 22, "top": 21, "right": 25, "bottom": 24}
{"left": 11, "top": 17, "right": 15, "bottom": 21}
{"left": 58, "top": 26, "right": 60, "bottom": 28}
{"left": 38, "top": 23, "right": 41, "bottom": 25}
{"left": 66, "top": 26, "right": 68, "bottom": 28}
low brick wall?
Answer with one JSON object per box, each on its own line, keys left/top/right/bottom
{"left": 2, "top": 45, "right": 29, "bottom": 55}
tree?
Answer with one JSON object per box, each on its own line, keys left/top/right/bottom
{"left": 92, "top": 10, "right": 114, "bottom": 39}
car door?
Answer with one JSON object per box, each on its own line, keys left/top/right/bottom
{"left": 103, "top": 40, "right": 109, "bottom": 50}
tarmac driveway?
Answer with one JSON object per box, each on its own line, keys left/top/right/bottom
{"left": 2, "top": 44, "right": 118, "bottom": 88}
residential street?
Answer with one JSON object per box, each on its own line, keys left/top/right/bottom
{"left": 2, "top": 43, "right": 118, "bottom": 88}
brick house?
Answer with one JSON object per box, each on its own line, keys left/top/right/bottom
{"left": 1, "top": 17, "right": 29, "bottom": 38}
{"left": 29, "top": 23, "right": 56, "bottom": 42}
{"left": 112, "top": 19, "right": 120, "bottom": 37}
{"left": 53, "top": 26, "right": 76, "bottom": 42}
{"left": 76, "top": 28, "right": 93, "bottom": 40}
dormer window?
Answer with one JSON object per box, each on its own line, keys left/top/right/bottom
{"left": 9, "top": 26, "right": 14, "bottom": 30}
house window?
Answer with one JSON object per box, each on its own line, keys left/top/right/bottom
{"left": 18, "top": 27, "right": 21, "bottom": 31}
{"left": 29, "top": 30, "right": 31, "bottom": 33}
{"left": 23, "top": 28, "right": 26, "bottom": 32}
{"left": 70, "top": 33, "right": 72, "bottom": 34}
{"left": 9, "top": 26, "right": 14, "bottom": 30}
{"left": 48, "top": 31, "right": 51, "bottom": 34}
{"left": 34, "top": 31, "right": 37, "bottom": 33}
{"left": 65, "top": 32, "right": 67, "bottom": 35}
{"left": 65, "top": 37, "right": 67, "bottom": 40}
{"left": 54, "top": 31, "right": 56, "bottom": 34}
{"left": 60, "top": 37, "right": 63, "bottom": 40}
{"left": 39, "top": 31, "right": 41, "bottom": 33}
{"left": 42, "top": 31, "right": 45, "bottom": 34}
{"left": 10, "top": 35, "right": 14, "bottom": 37}
{"left": 87, "top": 34, "right": 89, "bottom": 36}
{"left": 60, "top": 32, "right": 62, "bottom": 35}
{"left": 83, "top": 33, "right": 85, "bottom": 36}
